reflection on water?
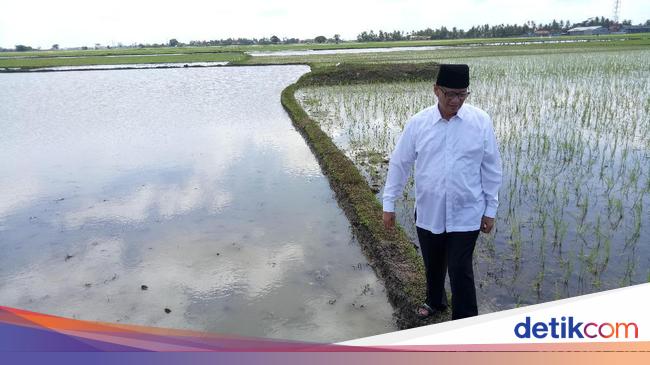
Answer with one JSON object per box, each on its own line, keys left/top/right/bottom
{"left": 0, "top": 65, "right": 395, "bottom": 342}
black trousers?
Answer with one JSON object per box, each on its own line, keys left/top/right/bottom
{"left": 416, "top": 226, "right": 480, "bottom": 320}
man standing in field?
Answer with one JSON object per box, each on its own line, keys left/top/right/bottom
{"left": 382, "top": 64, "right": 502, "bottom": 320}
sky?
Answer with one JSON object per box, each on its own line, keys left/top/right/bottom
{"left": 1, "top": 0, "right": 648, "bottom": 49}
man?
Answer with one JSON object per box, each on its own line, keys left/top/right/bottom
{"left": 382, "top": 64, "right": 502, "bottom": 320}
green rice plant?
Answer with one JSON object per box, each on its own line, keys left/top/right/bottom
{"left": 625, "top": 197, "right": 643, "bottom": 248}
{"left": 553, "top": 282, "right": 562, "bottom": 300}
{"left": 560, "top": 252, "right": 574, "bottom": 289}
{"left": 510, "top": 219, "right": 523, "bottom": 271}
{"left": 578, "top": 194, "right": 589, "bottom": 225}
{"left": 620, "top": 257, "right": 636, "bottom": 287}
{"left": 533, "top": 236, "right": 547, "bottom": 298}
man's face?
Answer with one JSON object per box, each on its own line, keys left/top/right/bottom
{"left": 434, "top": 85, "right": 469, "bottom": 117}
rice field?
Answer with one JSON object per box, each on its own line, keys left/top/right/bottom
{"left": 296, "top": 49, "right": 650, "bottom": 311}
{"left": 0, "top": 52, "right": 247, "bottom": 70}
{"left": 247, "top": 37, "right": 650, "bottom": 66}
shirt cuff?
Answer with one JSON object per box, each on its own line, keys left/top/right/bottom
{"left": 484, "top": 205, "right": 497, "bottom": 218}
{"left": 383, "top": 199, "right": 395, "bottom": 213}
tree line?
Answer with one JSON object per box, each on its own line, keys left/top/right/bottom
{"left": 1, "top": 34, "right": 342, "bottom": 52}
{"left": 358, "top": 17, "right": 644, "bottom": 41}
{"left": 178, "top": 34, "right": 339, "bottom": 47}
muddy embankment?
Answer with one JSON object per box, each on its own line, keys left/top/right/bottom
{"left": 281, "top": 62, "right": 450, "bottom": 328}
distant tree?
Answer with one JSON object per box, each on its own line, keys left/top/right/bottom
{"left": 15, "top": 44, "right": 33, "bottom": 52}
{"left": 551, "top": 19, "right": 559, "bottom": 31}
{"left": 357, "top": 31, "right": 368, "bottom": 41}
{"left": 169, "top": 38, "right": 179, "bottom": 47}
{"left": 391, "top": 30, "right": 404, "bottom": 40}
{"left": 51, "top": 44, "right": 59, "bottom": 50}
{"left": 81, "top": 46, "right": 88, "bottom": 50}
{"left": 333, "top": 34, "right": 341, "bottom": 44}
{"left": 314, "top": 35, "right": 327, "bottom": 43}
{"left": 270, "top": 35, "right": 280, "bottom": 44}
{"left": 645, "top": 19, "right": 650, "bottom": 26}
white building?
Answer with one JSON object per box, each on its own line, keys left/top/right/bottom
{"left": 567, "top": 26, "right": 609, "bottom": 35}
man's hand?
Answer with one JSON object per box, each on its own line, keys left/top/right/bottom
{"left": 383, "top": 212, "right": 396, "bottom": 230}
{"left": 481, "top": 216, "right": 495, "bottom": 234}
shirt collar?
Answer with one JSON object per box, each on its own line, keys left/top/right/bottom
{"left": 432, "top": 103, "right": 443, "bottom": 124}
{"left": 456, "top": 104, "right": 468, "bottom": 120}
{"left": 433, "top": 103, "right": 467, "bottom": 123}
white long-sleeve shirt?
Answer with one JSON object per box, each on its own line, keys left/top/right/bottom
{"left": 382, "top": 103, "right": 502, "bottom": 234}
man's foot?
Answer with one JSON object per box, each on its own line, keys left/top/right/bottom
{"left": 417, "top": 303, "right": 447, "bottom": 319}
{"left": 417, "top": 303, "right": 435, "bottom": 319}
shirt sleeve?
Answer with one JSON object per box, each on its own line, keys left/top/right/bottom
{"left": 382, "top": 121, "right": 417, "bottom": 213}
{"left": 481, "top": 116, "right": 502, "bottom": 218}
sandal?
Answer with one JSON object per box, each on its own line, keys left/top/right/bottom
{"left": 417, "top": 303, "right": 435, "bottom": 319}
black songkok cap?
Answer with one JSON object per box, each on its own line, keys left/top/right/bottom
{"left": 436, "top": 64, "right": 470, "bottom": 88}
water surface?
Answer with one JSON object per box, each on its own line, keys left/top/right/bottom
{"left": 0, "top": 65, "right": 395, "bottom": 342}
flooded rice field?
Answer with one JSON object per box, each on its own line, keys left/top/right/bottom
{"left": 248, "top": 45, "right": 460, "bottom": 57}
{"left": 297, "top": 50, "right": 650, "bottom": 313}
{"left": 0, "top": 65, "right": 395, "bottom": 342}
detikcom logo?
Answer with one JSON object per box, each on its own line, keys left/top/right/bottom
{"left": 514, "top": 316, "right": 639, "bottom": 339}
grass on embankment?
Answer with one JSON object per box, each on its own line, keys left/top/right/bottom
{"left": 282, "top": 63, "right": 450, "bottom": 328}
{"left": 0, "top": 52, "right": 248, "bottom": 70}
{"left": 300, "top": 62, "right": 439, "bottom": 85}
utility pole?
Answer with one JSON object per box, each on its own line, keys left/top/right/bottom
{"left": 613, "top": 0, "right": 621, "bottom": 23}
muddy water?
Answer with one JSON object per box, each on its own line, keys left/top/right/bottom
{"left": 0, "top": 65, "right": 396, "bottom": 342}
